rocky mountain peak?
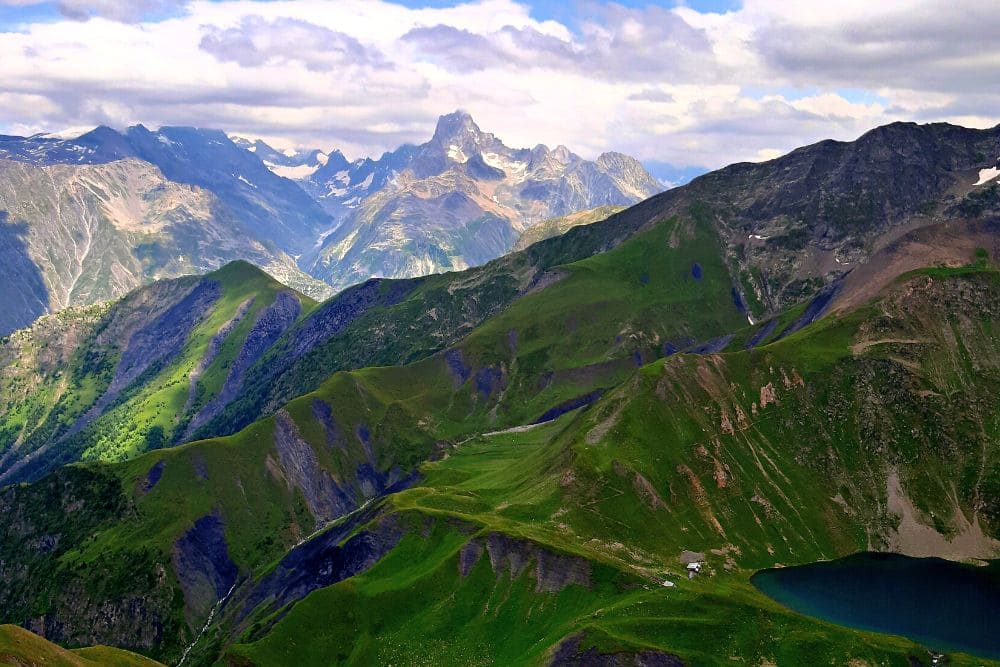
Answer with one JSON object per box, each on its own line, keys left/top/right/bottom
{"left": 431, "top": 110, "right": 482, "bottom": 145}
{"left": 550, "top": 145, "right": 575, "bottom": 164}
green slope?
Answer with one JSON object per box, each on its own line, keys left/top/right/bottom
{"left": 0, "top": 261, "right": 316, "bottom": 482}
{"left": 0, "top": 624, "right": 162, "bottom": 667}
{"left": 225, "top": 513, "right": 969, "bottom": 667}
{"left": 0, "top": 207, "right": 750, "bottom": 661}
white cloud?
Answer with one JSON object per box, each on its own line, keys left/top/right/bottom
{"left": 0, "top": 0, "right": 997, "bottom": 168}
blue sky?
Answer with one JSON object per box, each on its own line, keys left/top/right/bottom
{"left": 0, "top": 0, "right": 995, "bottom": 169}
{"left": 390, "top": 0, "right": 741, "bottom": 24}
{"left": 0, "top": 0, "right": 742, "bottom": 27}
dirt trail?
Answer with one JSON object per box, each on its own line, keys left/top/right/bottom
{"left": 850, "top": 338, "right": 926, "bottom": 356}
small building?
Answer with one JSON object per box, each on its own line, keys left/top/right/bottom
{"left": 686, "top": 562, "right": 701, "bottom": 579}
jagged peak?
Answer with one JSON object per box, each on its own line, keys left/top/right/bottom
{"left": 551, "top": 145, "right": 575, "bottom": 164}
{"left": 431, "top": 110, "right": 483, "bottom": 145}
{"left": 596, "top": 150, "right": 635, "bottom": 162}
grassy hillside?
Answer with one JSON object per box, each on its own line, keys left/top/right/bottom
{"left": 0, "top": 624, "right": 162, "bottom": 666}
{"left": 225, "top": 512, "right": 987, "bottom": 667}
{"left": 0, "top": 205, "right": 753, "bottom": 661}
{"left": 0, "top": 261, "right": 316, "bottom": 483}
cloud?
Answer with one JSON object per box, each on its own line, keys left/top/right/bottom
{"left": 752, "top": 1, "right": 1000, "bottom": 94}
{"left": 628, "top": 88, "right": 676, "bottom": 103}
{"left": 199, "top": 15, "right": 388, "bottom": 72}
{"left": 0, "top": 0, "right": 997, "bottom": 168}
{"left": 401, "top": 4, "right": 715, "bottom": 81}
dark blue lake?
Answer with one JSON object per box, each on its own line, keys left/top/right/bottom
{"left": 751, "top": 552, "right": 1000, "bottom": 659}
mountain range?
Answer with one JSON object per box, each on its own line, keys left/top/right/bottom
{"left": 0, "top": 120, "right": 999, "bottom": 665}
{"left": 297, "top": 111, "right": 663, "bottom": 289}
{"left": 0, "top": 113, "right": 661, "bottom": 336}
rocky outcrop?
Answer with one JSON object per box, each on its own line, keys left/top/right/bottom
{"left": 534, "top": 389, "right": 606, "bottom": 424}
{"left": 269, "top": 410, "right": 414, "bottom": 527}
{"left": 550, "top": 634, "right": 685, "bottom": 666}
{"left": 271, "top": 411, "right": 355, "bottom": 525}
{"left": 458, "top": 532, "right": 592, "bottom": 593}
{"left": 227, "top": 510, "right": 403, "bottom": 636}
{"left": 171, "top": 514, "right": 238, "bottom": 624}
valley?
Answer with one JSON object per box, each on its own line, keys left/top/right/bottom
{"left": 0, "top": 119, "right": 999, "bottom": 665}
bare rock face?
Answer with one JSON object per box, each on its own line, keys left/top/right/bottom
{"left": 226, "top": 511, "right": 404, "bottom": 637}
{"left": 171, "top": 514, "right": 238, "bottom": 624}
{"left": 457, "top": 532, "right": 592, "bottom": 593}
{"left": 272, "top": 410, "right": 355, "bottom": 525}
{"left": 550, "top": 633, "right": 686, "bottom": 667}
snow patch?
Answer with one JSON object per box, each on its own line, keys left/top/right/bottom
{"left": 358, "top": 172, "right": 374, "bottom": 189}
{"left": 749, "top": 234, "right": 768, "bottom": 240}
{"left": 283, "top": 148, "right": 297, "bottom": 158}
{"left": 447, "top": 144, "right": 468, "bottom": 163}
{"left": 482, "top": 151, "right": 526, "bottom": 176}
{"left": 236, "top": 175, "right": 257, "bottom": 188}
{"left": 264, "top": 161, "right": 320, "bottom": 180}
{"left": 975, "top": 165, "right": 1000, "bottom": 186}
{"left": 316, "top": 152, "right": 329, "bottom": 166}
{"left": 334, "top": 170, "right": 349, "bottom": 184}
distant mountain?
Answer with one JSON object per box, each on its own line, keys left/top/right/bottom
{"left": 0, "top": 126, "right": 334, "bottom": 334}
{"left": 301, "top": 111, "right": 663, "bottom": 289}
{"left": 0, "top": 116, "right": 662, "bottom": 336}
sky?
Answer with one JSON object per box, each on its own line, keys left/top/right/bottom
{"left": 0, "top": 0, "right": 997, "bottom": 174}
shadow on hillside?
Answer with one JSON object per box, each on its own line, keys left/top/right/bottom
{"left": 0, "top": 211, "right": 49, "bottom": 335}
